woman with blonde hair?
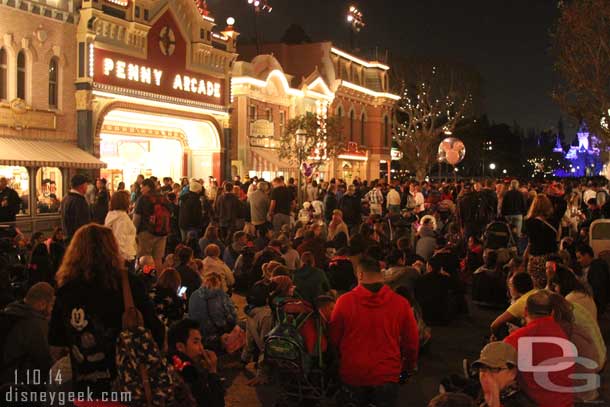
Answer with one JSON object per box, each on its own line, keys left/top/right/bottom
{"left": 202, "top": 243, "right": 235, "bottom": 292}
{"left": 48, "top": 224, "right": 163, "bottom": 395}
{"left": 523, "top": 194, "right": 557, "bottom": 288}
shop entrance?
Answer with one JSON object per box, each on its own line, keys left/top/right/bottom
{"left": 99, "top": 109, "right": 222, "bottom": 190}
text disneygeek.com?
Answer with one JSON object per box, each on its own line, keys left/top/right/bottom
{"left": 4, "top": 387, "right": 132, "bottom": 405}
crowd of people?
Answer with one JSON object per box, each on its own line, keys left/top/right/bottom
{"left": 0, "top": 172, "right": 609, "bottom": 406}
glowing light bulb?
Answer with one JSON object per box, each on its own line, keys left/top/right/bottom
{"left": 227, "top": 17, "right": 235, "bottom": 25}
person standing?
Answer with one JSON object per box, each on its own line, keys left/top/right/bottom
{"left": 59, "top": 174, "right": 91, "bottom": 242}
{"left": 268, "top": 177, "right": 295, "bottom": 233}
{"left": 133, "top": 178, "right": 171, "bottom": 271}
{"left": 248, "top": 181, "right": 270, "bottom": 234}
{"left": 330, "top": 256, "right": 419, "bottom": 407}
{"left": 366, "top": 183, "right": 384, "bottom": 216}
{"left": 386, "top": 184, "right": 402, "bottom": 216}
{"left": 501, "top": 180, "right": 528, "bottom": 236}
{"left": 216, "top": 182, "right": 242, "bottom": 242}
{"left": 523, "top": 194, "right": 557, "bottom": 289}
{"left": 179, "top": 179, "right": 204, "bottom": 242}
{"left": 91, "top": 178, "right": 111, "bottom": 224}
{"left": 0, "top": 177, "right": 21, "bottom": 222}
{"left": 104, "top": 191, "right": 137, "bottom": 267}
{"left": 339, "top": 185, "right": 362, "bottom": 233}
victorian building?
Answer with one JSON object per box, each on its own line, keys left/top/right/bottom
{"left": 0, "top": 0, "right": 105, "bottom": 232}
{"left": 79, "top": 0, "right": 236, "bottom": 189}
{"left": 238, "top": 41, "right": 399, "bottom": 182}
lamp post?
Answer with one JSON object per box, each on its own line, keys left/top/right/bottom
{"left": 346, "top": 5, "right": 364, "bottom": 51}
{"left": 295, "top": 128, "right": 307, "bottom": 209}
{"left": 246, "top": 0, "right": 272, "bottom": 54}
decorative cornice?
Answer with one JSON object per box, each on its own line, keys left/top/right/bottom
{"left": 0, "top": 0, "right": 75, "bottom": 23}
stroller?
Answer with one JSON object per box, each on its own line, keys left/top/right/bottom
{"left": 264, "top": 297, "right": 336, "bottom": 406}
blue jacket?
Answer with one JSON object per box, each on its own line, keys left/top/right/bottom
{"left": 188, "top": 287, "right": 236, "bottom": 338}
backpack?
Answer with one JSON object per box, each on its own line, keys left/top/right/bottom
{"left": 147, "top": 195, "right": 171, "bottom": 236}
{"left": 264, "top": 319, "right": 309, "bottom": 374}
{"left": 483, "top": 221, "right": 514, "bottom": 249}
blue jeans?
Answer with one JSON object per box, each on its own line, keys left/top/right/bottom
{"left": 337, "top": 382, "right": 400, "bottom": 407}
{"left": 504, "top": 214, "right": 523, "bottom": 236}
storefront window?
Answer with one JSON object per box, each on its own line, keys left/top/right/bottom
{"left": 0, "top": 166, "right": 30, "bottom": 216}
{"left": 36, "top": 167, "right": 62, "bottom": 214}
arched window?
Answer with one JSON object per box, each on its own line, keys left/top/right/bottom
{"left": 0, "top": 48, "right": 6, "bottom": 101}
{"left": 17, "top": 51, "right": 26, "bottom": 100}
{"left": 337, "top": 106, "right": 343, "bottom": 117}
{"left": 384, "top": 115, "right": 390, "bottom": 146}
{"left": 349, "top": 109, "right": 355, "bottom": 141}
{"left": 49, "top": 58, "right": 59, "bottom": 109}
{"left": 360, "top": 112, "right": 365, "bottom": 145}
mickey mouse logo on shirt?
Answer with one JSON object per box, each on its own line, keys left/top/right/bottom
{"left": 70, "top": 308, "right": 89, "bottom": 332}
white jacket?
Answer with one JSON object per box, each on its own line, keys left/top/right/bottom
{"left": 105, "top": 210, "right": 137, "bottom": 261}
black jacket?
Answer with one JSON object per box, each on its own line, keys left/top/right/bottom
{"left": 587, "top": 259, "right": 610, "bottom": 315}
{"left": 339, "top": 194, "right": 361, "bottom": 226}
{"left": 169, "top": 351, "right": 224, "bottom": 407}
{"left": 0, "top": 186, "right": 21, "bottom": 222}
{"left": 179, "top": 192, "right": 203, "bottom": 230}
{"left": 60, "top": 192, "right": 91, "bottom": 239}
{"left": 324, "top": 192, "right": 338, "bottom": 222}
{"left": 501, "top": 189, "right": 527, "bottom": 216}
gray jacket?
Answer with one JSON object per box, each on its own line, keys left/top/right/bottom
{"left": 249, "top": 190, "right": 270, "bottom": 225}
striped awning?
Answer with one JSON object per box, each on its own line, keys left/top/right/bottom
{"left": 250, "top": 147, "right": 295, "bottom": 173}
{"left": 0, "top": 138, "right": 106, "bottom": 169}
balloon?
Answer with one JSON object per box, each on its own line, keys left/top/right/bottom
{"left": 438, "top": 137, "right": 466, "bottom": 165}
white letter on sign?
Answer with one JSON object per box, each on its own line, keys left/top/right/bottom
{"left": 103, "top": 58, "right": 114, "bottom": 76}
{"left": 153, "top": 69, "right": 163, "bottom": 86}
{"left": 140, "top": 67, "right": 151, "bottom": 84}
{"left": 173, "top": 74, "right": 182, "bottom": 90}
{"left": 115, "top": 61, "right": 126, "bottom": 79}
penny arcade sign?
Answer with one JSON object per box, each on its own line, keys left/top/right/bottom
{"left": 92, "top": 11, "right": 226, "bottom": 105}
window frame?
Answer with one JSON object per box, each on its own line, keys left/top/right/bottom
{"left": 17, "top": 50, "right": 26, "bottom": 100}
{"left": 0, "top": 48, "right": 7, "bottom": 101}
{"left": 48, "top": 57, "right": 59, "bottom": 109}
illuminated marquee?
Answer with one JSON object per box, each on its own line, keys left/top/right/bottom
{"left": 100, "top": 56, "right": 222, "bottom": 99}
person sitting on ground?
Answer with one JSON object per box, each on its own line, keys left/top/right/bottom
{"left": 415, "top": 255, "right": 454, "bottom": 326}
{"left": 223, "top": 231, "right": 248, "bottom": 270}
{"left": 1, "top": 282, "right": 55, "bottom": 385}
{"left": 472, "top": 342, "right": 536, "bottom": 407}
{"left": 202, "top": 244, "right": 235, "bottom": 293}
{"left": 416, "top": 215, "right": 438, "bottom": 261}
{"left": 383, "top": 249, "right": 421, "bottom": 295}
{"left": 280, "top": 238, "right": 301, "bottom": 271}
{"left": 503, "top": 290, "right": 574, "bottom": 407}
{"left": 135, "top": 255, "right": 157, "bottom": 293}
{"left": 548, "top": 264, "right": 597, "bottom": 319}
{"left": 167, "top": 318, "right": 225, "bottom": 407}
{"left": 330, "top": 256, "right": 419, "bottom": 407}
{"left": 149, "top": 267, "right": 186, "bottom": 328}
{"left": 472, "top": 250, "right": 509, "bottom": 308}
{"left": 293, "top": 251, "right": 331, "bottom": 305}
{"left": 327, "top": 209, "right": 350, "bottom": 249}
{"left": 575, "top": 244, "right": 610, "bottom": 315}
{"left": 490, "top": 272, "right": 536, "bottom": 339}
{"left": 198, "top": 225, "right": 225, "bottom": 260}
{"left": 175, "top": 246, "right": 201, "bottom": 303}
{"left": 188, "top": 273, "right": 237, "bottom": 353}
{"left": 253, "top": 222, "right": 273, "bottom": 253}
{"left": 297, "top": 225, "right": 328, "bottom": 271}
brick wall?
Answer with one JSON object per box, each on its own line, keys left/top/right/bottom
{"left": 0, "top": 5, "right": 77, "bottom": 142}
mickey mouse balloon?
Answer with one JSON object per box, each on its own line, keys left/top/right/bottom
{"left": 438, "top": 137, "right": 466, "bottom": 165}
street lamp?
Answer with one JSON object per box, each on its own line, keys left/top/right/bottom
{"left": 246, "top": 0, "right": 272, "bottom": 53}
{"left": 489, "top": 163, "right": 496, "bottom": 170}
{"left": 295, "top": 128, "right": 308, "bottom": 209}
{"left": 347, "top": 5, "right": 364, "bottom": 50}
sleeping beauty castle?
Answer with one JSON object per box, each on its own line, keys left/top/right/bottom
{"left": 553, "top": 122, "right": 603, "bottom": 177}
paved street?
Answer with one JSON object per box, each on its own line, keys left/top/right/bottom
{"left": 222, "top": 296, "right": 610, "bottom": 406}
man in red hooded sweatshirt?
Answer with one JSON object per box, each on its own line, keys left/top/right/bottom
{"left": 329, "top": 256, "right": 419, "bottom": 407}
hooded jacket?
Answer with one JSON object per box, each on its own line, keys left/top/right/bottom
{"left": 329, "top": 284, "right": 419, "bottom": 386}
{"left": 1, "top": 301, "right": 52, "bottom": 383}
{"left": 179, "top": 191, "right": 203, "bottom": 230}
{"left": 105, "top": 210, "right": 137, "bottom": 260}
{"left": 293, "top": 265, "right": 331, "bottom": 304}
{"left": 188, "top": 287, "right": 237, "bottom": 340}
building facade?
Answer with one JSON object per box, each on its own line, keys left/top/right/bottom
{"left": 0, "top": 0, "right": 104, "bottom": 232}
{"left": 230, "top": 54, "right": 334, "bottom": 181}
{"left": 238, "top": 42, "right": 399, "bottom": 183}
{"left": 78, "top": 0, "right": 237, "bottom": 190}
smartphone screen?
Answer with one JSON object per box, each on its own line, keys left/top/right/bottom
{"left": 178, "top": 286, "right": 187, "bottom": 296}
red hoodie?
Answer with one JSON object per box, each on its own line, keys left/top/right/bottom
{"left": 329, "top": 284, "right": 419, "bottom": 386}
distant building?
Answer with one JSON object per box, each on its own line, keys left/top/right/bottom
{"left": 554, "top": 122, "right": 602, "bottom": 177}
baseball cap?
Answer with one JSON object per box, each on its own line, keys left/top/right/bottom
{"left": 472, "top": 342, "right": 517, "bottom": 370}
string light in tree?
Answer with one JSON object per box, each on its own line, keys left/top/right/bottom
{"left": 194, "top": 0, "right": 210, "bottom": 16}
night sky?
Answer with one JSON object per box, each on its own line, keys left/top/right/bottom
{"left": 208, "top": 0, "right": 567, "bottom": 134}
